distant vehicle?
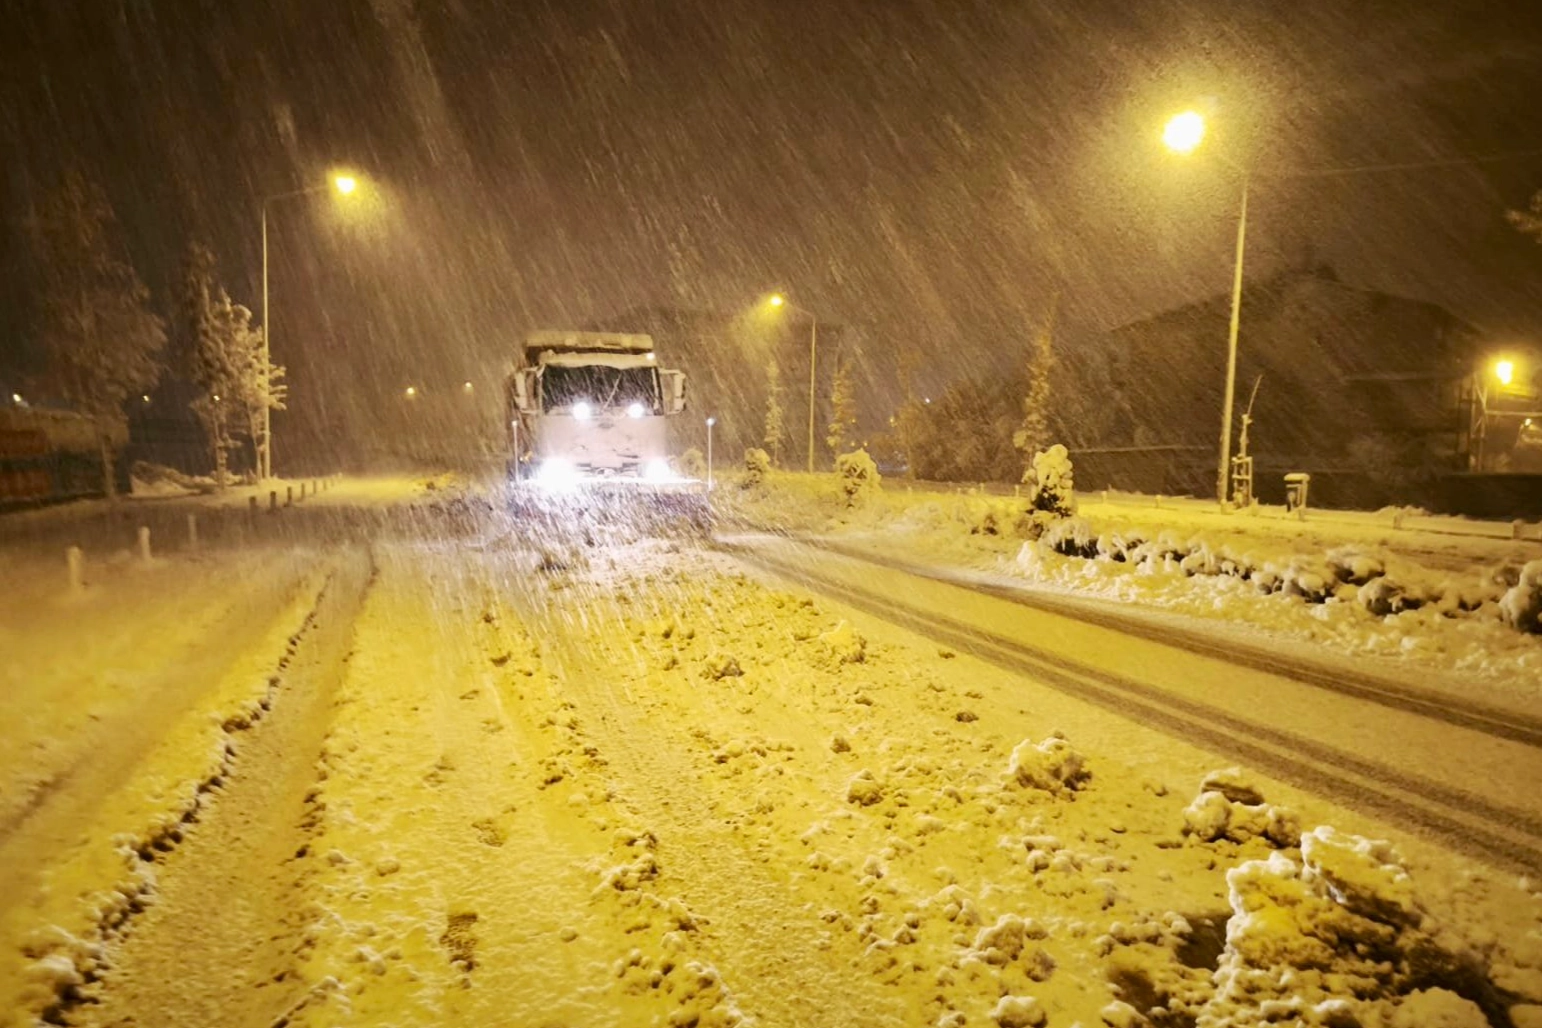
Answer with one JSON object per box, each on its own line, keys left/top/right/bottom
{"left": 0, "top": 406, "right": 126, "bottom": 508}
{"left": 505, "top": 331, "right": 687, "bottom": 485}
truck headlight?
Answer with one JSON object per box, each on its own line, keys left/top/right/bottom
{"left": 627, "top": 401, "right": 646, "bottom": 419}
{"left": 572, "top": 401, "right": 593, "bottom": 421}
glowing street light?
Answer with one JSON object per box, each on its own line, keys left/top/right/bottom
{"left": 404, "top": 385, "right": 418, "bottom": 399}
{"left": 765, "top": 293, "right": 819, "bottom": 472}
{"left": 705, "top": 416, "right": 717, "bottom": 491}
{"left": 1162, "top": 111, "right": 1207, "bottom": 155}
{"left": 260, "top": 170, "right": 367, "bottom": 479}
{"left": 1495, "top": 358, "right": 1516, "bottom": 387}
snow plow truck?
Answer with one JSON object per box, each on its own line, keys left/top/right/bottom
{"left": 504, "top": 331, "right": 709, "bottom": 534}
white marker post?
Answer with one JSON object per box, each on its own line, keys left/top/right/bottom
{"left": 138, "top": 526, "right": 152, "bottom": 563}
{"left": 187, "top": 513, "right": 199, "bottom": 551}
{"left": 66, "top": 546, "right": 84, "bottom": 593}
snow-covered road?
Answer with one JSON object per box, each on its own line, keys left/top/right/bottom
{"left": 4, "top": 495, "right": 1541, "bottom": 1027}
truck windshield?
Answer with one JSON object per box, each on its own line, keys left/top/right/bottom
{"left": 541, "top": 365, "right": 660, "bottom": 413}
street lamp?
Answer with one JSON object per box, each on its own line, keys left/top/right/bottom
{"left": 260, "top": 171, "right": 363, "bottom": 479}
{"left": 1495, "top": 358, "right": 1516, "bottom": 388}
{"left": 766, "top": 293, "right": 819, "bottom": 472}
{"left": 1163, "top": 111, "right": 1248, "bottom": 506}
{"left": 705, "top": 416, "right": 716, "bottom": 491}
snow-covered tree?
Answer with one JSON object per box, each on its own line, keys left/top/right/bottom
{"left": 826, "top": 356, "right": 857, "bottom": 461}
{"left": 762, "top": 359, "right": 785, "bottom": 466}
{"left": 238, "top": 326, "right": 285, "bottom": 478}
{"left": 1507, "top": 191, "right": 1542, "bottom": 241}
{"left": 189, "top": 294, "right": 260, "bottom": 488}
{"left": 30, "top": 172, "right": 166, "bottom": 500}
{"left": 1013, "top": 301, "right": 1057, "bottom": 474}
{"left": 180, "top": 243, "right": 283, "bottom": 481}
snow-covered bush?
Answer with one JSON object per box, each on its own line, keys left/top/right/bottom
{"left": 1040, "top": 517, "right": 1097, "bottom": 558}
{"left": 741, "top": 447, "right": 771, "bottom": 488}
{"left": 1024, "top": 444, "right": 1075, "bottom": 517}
{"left": 676, "top": 447, "right": 706, "bottom": 480}
{"left": 1500, "top": 559, "right": 1542, "bottom": 634}
{"left": 835, "top": 448, "right": 881, "bottom": 508}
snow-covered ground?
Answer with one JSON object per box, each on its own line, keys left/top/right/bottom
{"left": 2, "top": 476, "right": 1540, "bottom": 1027}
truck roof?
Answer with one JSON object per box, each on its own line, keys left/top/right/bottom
{"left": 523, "top": 331, "right": 655, "bottom": 362}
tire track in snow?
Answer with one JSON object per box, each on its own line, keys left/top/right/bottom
{"left": 800, "top": 537, "right": 1542, "bottom": 750}
{"left": 731, "top": 544, "right": 1542, "bottom": 878}
{"left": 70, "top": 550, "right": 373, "bottom": 1028}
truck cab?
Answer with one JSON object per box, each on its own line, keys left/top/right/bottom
{"left": 507, "top": 331, "right": 686, "bottom": 485}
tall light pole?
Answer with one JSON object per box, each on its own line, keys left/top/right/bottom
{"left": 1163, "top": 111, "right": 1249, "bottom": 506}
{"left": 705, "top": 416, "right": 716, "bottom": 491}
{"left": 260, "top": 173, "right": 359, "bottom": 480}
{"left": 768, "top": 293, "right": 819, "bottom": 472}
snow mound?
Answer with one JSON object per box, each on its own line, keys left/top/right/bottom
{"left": 1194, "top": 827, "right": 1495, "bottom": 1028}
{"left": 1005, "top": 735, "right": 1089, "bottom": 794}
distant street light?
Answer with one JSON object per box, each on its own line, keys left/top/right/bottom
{"left": 260, "top": 171, "right": 365, "bottom": 479}
{"left": 404, "top": 385, "right": 418, "bottom": 399}
{"left": 1495, "top": 358, "right": 1516, "bottom": 387}
{"left": 1163, "top": 110, "right": 1248, "bottom": 506}
{"left": 706, "top": 416, "right": 717, "bottom": 491}
{"left": 766, "top": 293, "right": 819, "bottom": 472}
{"left": 10, "top": 393, "right": 21, "bottom": 405}
{"left": 463, "top": 380, "right": 474, "bottom": 394}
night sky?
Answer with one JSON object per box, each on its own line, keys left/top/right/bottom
{"left": 4, "top": 0, "right": 1542, "bottom": 451}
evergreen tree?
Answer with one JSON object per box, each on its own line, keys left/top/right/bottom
{"left": 30, "top": 172, "right": 166, "bottom": 499}
{"left": 1013, "top": 299, "right": 1058, "bottom": 480}
{"left": 763, "top": 359, "right": 785, "bottom": 466}
{"left": 826, "top": 356, "right": 857, "bottom": 460}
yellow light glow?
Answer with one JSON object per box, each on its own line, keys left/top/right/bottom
{"left": 404, "top": 385, "right": 418, "bottom": 398}
{"left": 463, "top": 381, "right": 474, "bottom": 393}
{"left": 768, "top": 294, "right": 785, "bottom": 308}
{"left": 1162, "top": 110, "right": 1207, "bottom": 154}
{"left": 1495, "top": 359, "right": 1515, "bottom": 386}
{"left": 334, "top": 175, "right": 358, "bottom": 195}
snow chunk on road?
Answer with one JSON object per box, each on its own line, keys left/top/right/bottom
{"left": 990, "top": 994, "right": 1046, "bottom": 1028}
{"left": 818, "top": 620, "right": 868, "bottom": 665}
{"left": 1182, "top": 770, "right": 1300, "bottom": 847}
{"left": 1300, "top": 825, "right": 1417, "bottom": 925}
{"left": 846, "top": 769, "right": 885, "bottom": 806}
{"left": 1005, "top": 735, "right": 1089, "bottom": 793}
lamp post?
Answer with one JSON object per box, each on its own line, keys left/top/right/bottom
{"left": 1162, "top": 111, "right": 1250, "bottom": 507}
{"left": 705, "top": 417, "right": 716, "bottom": 491}
{"left": 260, "top": 173, "right": 360, "bottom": 480}
{"left": 768, "top": 293, "right": 819, "bottom": 472}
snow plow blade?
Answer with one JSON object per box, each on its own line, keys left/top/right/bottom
{"left": 504, "top": 483, "right": 713, "bottom": 540}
